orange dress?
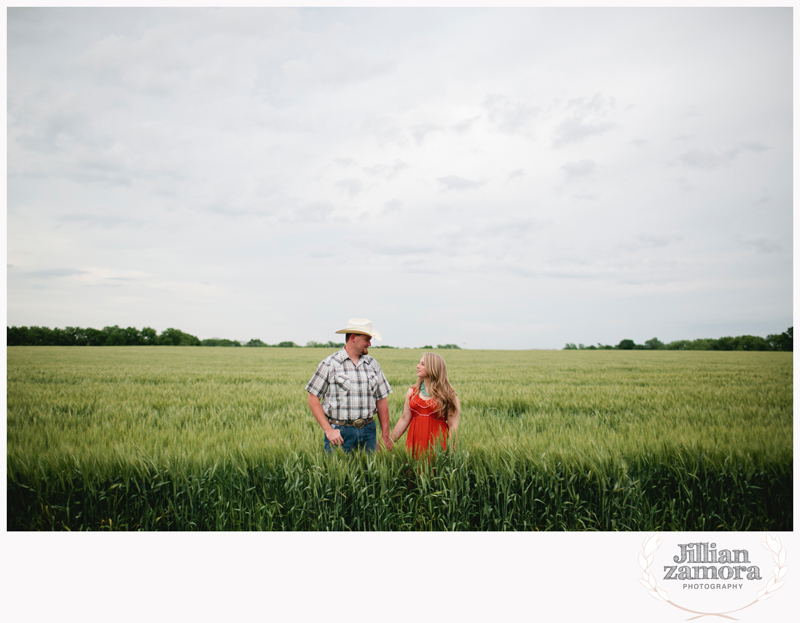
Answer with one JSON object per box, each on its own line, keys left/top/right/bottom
{"left": 406, "top": 390, "right": 449, "bottom": 457}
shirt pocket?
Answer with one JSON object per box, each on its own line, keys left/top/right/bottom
{"left": 334, "top": 373, "right": 351, "bottom": 392}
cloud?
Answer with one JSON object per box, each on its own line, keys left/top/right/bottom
{"left": 483, "top": 218, "right": 547, "bottom": 241}
{"left": 281, "top": 201, "right": 335, "bottom": 223}
{"left": 280, "top": 51, "right": 398, "bottom": 93}
{"left": 14, "top": 110, "right": 92, "bottom": 155}
{"left": 742, "top": 235, "right": 782, "bottom": 254}
{"left": 742, "top": 141, "right": 770, "bottom": 153}
{"left": 677, "top": 148, "right": 738, "bottom": 170}
{"left": 437, "top": 175, "right": 486, "bottom": 191}
{"left": 362, "top": 164, "right": 388, "bottom": 176}
{"left": 553, "top": 117, "right": 615, "bottom": 147}
{"left": 410, "top": 123, "right": 443, "bottom": 145}
{"left": 368, "top": 242, "right": 431, "bottom": 258}
{"left": 59, "top": 214, "right": 132, "bottom": 228}
{"left": 561, "top": 160, "right": 597, "bottom": 181}
{"left": 483, "top": 95, "right": 538, "bottom": 135}
{"left": 552, "top": 94, "right": 616, "bottom": 147}
{"left": 753, "top": 187, "right": 771, "bottom": 205}
{"left": 565, "top": 93, "right": 615, "bottom": 115}
{"left": 508, "top": 169, "right": 524, "bottom": 180}
{"left": 335, "top": 178, "right": 364, "bottom": 197}
{"left": 362, "top": 160, "right": 407, "bottom": 178}
{"left": 677, "top": 143, "right": 772, "bottom": 170}
{"left": 637, "top": 234, "right": 685, "bottom": 248}
{"left": 206, "top": 205, "right": 274, "bottom": 218}
{"left": 453, "top": 116, "right": 480, "bottom": 133}
{"left": 383, "top": 199, "right": 403, "bottom": 213}
{"left": 25, "top": 268, "right": 88, "bottom": 279}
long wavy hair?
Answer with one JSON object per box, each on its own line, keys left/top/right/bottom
{"left": 411, "top": 353, "right": 458, "bottom": 419}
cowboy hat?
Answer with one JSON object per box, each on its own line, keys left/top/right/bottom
{"left": 335, "top": 318, "right": 382, "bottom": 341}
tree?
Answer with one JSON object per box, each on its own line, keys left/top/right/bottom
{"left": 617, "top": 339, "right": 635, "bottom": 350}
{"left": 767, "top": 327, "right": 793, "bottom": 352}
{"left": 84, "top": 327, "right": 106, "bottom": 346}
{"left": 714, "top": 336, "right": 736, "bottom": 351}
{"left": 123, "top": 326, "right": 142, "bottom": 345}
{"left": 644, "top": 337, "right": 664, "bottom": 350}
{"left": 202, "top": 338, "right": 241, "bottom": 347}
{"left": 7, "top": 326, "right": 28, "bottom": 346}
{"left": 141, "top": 327, "right": 158, "bottom": 345}
{"left": 277, "top": 341, "right": 297, "bottom": 348}
{"left": 158, "top": 328, "right": 200, "bottom": 346}
{"left": 563, "top": 343, "right": 577, "bottom": 350}
{"left": 105, "top": 329, "right": 127, "bottom": 346}
{"left": 245, "top": 339, "right": 268, "bottom": 347}
{"left": 737, "top": 335, "right": 769, "bottom": 351}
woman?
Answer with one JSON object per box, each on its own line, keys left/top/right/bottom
{"left": 389, "top": 352, "right": 460, "bottom": 457}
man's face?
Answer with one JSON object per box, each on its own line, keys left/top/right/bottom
{"left": 352, "top": 333, "right": 371, "bottom": 356}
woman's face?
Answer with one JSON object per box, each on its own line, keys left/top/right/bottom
{"left": 416, "top": 357, "right": 429, "bottom": 379}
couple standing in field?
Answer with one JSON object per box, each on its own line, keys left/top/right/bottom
{"left": 306, "top": 318, "right": 461, "bottom": 455}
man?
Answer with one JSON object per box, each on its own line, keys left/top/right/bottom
{"left": 306, "top": 318, "right": 393, "bottom": 453}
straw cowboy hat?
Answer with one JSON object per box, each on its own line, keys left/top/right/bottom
{"left": 335, "top": 318, "right": 382, "bottom": 341}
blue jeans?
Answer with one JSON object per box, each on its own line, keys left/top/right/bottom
{"left": 324, "top": 420, "right": 377, "bottom": 453}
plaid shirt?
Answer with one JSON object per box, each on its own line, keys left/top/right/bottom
{"left": 305, "top": 349, "right": 392, "bottom": 421}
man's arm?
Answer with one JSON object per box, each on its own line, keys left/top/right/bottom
{"left": 389, "top": 388, "right": 414, "bottom": 444}
{"left": 308, "top": 393, "right": 343, "bottom": 446}
{"left": 376, "top": 396, "right": 392, "bottom": 450}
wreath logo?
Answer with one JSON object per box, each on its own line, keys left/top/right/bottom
{"left": 638, "top": 533, "right": 787, "bottom": 620}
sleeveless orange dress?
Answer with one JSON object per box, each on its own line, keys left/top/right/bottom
{"left": 406, "top": 390, "right": 449, "bottom": 458}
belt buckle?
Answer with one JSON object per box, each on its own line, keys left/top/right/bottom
{"left": 353, "top": 419, "right": 365, "bottom": 429}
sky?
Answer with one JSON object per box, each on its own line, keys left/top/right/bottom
{"left": 6, "top": 7, "right": 793, "bottom": 349}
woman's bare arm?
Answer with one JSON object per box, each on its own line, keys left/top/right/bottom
{"left": 389, "top": 388, "right": 414, "bottom": 443}
{"left": 447, "top": 396, "right": 461, "bottom": 448}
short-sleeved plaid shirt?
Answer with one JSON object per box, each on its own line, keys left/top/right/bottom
{"left": 305, "top": 349, "right": 392, "bottom": 421}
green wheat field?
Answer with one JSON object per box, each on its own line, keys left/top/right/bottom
{"left": 6, "top": 346, "right": 793, "bottom": 531}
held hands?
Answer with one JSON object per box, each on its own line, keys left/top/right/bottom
{"left": 381, "top": 434, "right": 394, "bottom": 451}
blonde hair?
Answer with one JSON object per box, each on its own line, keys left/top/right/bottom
{"left": 412, "top": 352, "right": 458, "bottom": 419}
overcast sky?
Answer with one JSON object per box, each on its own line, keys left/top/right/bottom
{"left": 6, "top": 7, "right": 793, "bottom": 349}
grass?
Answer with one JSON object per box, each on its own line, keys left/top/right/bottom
{"left": 6, "top": 346, "right": 793, "bottom": 530}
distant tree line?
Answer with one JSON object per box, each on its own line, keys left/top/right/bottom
{"left": 6, "top": 326, "right": 322, "bottom": 348}
{"left": 421, "top": 344, "right": 462, "bottom": 349}
{"left": 563, "top": 327, "right": 792, "bottom": 352}
{"left": 6, "top": 326, "right": 409, "bottom": 348}
{"left": 6, "top": 325, "right": 203, "bottom": 347}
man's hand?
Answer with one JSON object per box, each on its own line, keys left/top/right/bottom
{"left": 381, "top": 434, "right": 393, "bottom": 451}
{"left": 325, "top": 428, "right": 344, "bottom": 446}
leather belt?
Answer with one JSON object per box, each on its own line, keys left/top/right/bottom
{"left": 327, "top": 417, "right": 373, "bottom": 429}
